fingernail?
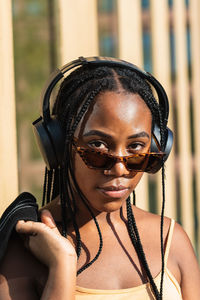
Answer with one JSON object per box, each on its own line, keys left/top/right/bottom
{"left": 18, "top": 220, "right": 25, "bottom": 224}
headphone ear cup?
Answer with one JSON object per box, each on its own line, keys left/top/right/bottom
{"left": 146, "top": 124, "right": 173, "bottom": 173}
{"left": 32, "top": 117, "right": 64, "bottom": 170}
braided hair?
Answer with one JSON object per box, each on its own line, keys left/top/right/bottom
{"left": 42, "top": 64, "right": 166, "bottom": 299}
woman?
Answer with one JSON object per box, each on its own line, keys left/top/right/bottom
{"left": 0, "top": 57, "right": 200, "bottom": 300}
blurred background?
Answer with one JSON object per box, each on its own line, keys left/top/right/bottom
{"left": 0, "top": 0, "right": 200, "bottom": 258}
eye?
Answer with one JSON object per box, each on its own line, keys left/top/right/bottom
{"left": 128, "top": 142, "right": 146, "bottom": 152}
{"left": 88, "top": 140, "right": 108, "bottom": 150}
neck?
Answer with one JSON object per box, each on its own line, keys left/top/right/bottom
{"left": 73, "top": 196, "right": 129, "bottom": 230}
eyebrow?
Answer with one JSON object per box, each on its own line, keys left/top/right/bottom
{"left": 82, "top": 130, "right": 150, "bottom": 139}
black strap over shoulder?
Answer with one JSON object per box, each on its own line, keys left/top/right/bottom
{"left": 0, "top": 192, "right": 38, "bottom": 261}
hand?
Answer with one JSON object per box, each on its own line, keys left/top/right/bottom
{"left": 15, "top": 210, "right": 77, "bottom": 268}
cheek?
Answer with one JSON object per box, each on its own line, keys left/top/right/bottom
{"left": 74, "top": 154, "right": 87, "bottom": 181}
{"left": 74, "top": 154, "right": 96, "bottom": 192}
{"left": 129, "top": 171, "right": 144, "bottom": 191}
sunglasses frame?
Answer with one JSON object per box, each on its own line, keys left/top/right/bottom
{"left": 72, "top": 137, "right": 165, "bottom": 173}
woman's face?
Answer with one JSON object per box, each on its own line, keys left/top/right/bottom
{"left": 74, "top": 91, "right": 152, "bottom": 213}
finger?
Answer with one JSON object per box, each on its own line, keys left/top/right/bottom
{"left": 15, "top": 220, "right": 39, "bottom": 235}
{"left": 40, "top": 210, "right": 60, "bottom": 234}
{"left": 16, "top": 220, "right": 51, "bottom": 237}
{"left": 15, "top": 220, "right": 26, "bottom": 233}
{"left": 40, "top": 209, "right": 56, "bottom": 228}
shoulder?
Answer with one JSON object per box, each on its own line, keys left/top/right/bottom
{"left": 135, "top": 206, "right": 197, "bottom": 262}
{"left": 170, "top": 221, "right": 198, "bottom": 267}
{"left": 171, "top": 222, "right": 200, "bottom": 299}
{"left": 40, "top": 196, "right": 61, "bottom": 223}
{"left": 171, "top": 222, "right": 200, "bottom": 273}
{"left": 132, "top": 206, "right": 173, "bottom": 257}
{"left": 134, "top": 206, "right": 172, "bottom": 236}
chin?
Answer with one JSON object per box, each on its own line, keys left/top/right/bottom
{"left": 94, "top": 199, "right": 125, "bottom": 213}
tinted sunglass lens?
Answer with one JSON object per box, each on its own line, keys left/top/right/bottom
{"left": 84, "top": 151, "right": 114, "bottom": 169}
{"left": 126, "top": 155, "right": 147, "bottom": 171}
{"left": 145, "top": 153, "right": 164, "bottom": 173}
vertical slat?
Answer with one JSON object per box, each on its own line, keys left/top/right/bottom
{"left": 189, "top": 0, "right": 200, "bottom": 255}
{"left": 117, "top": 0, "right": 148, "bottom": 211}
{"left": 58, "top": 0, "right": 99, "bottom": 64}
{"left": 150, "top": 0, "right": 176, "bottom": 219}
{"left": 117, "top": 0, "right": 143, "bottom": 67}
{"left": 0, "top": 0, "right": 18, "bottom": 214}
{"left": 173, "top": 0, "right": 194, "bottom": 242}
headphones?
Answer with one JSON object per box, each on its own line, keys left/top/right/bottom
{"left": 32, "top": 56, "right": 173, "bottom": 172}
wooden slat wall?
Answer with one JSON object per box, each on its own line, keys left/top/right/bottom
{"left": 189, "top": 0, "right": 200, "bottom": 255}
{"left": 117, "top": 0, "right": 143, "bottom": 67}
{"left": 173, "top": 0, "right": 194, "bottom": 242}
{"left": 0, "top": 0, "right": 18, "bottom": 215}
{"left": 58, "top": 0, "right": 99, "bottom": 64}
{"left": 1, "top": 1, "right": 199, "bottom": 252}
{"left": 150, "top": 0, "right": 176, "bottom": 219}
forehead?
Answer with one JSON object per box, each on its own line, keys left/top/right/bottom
{"left": 76, "top": 91, "right": 152, "bottom": 137}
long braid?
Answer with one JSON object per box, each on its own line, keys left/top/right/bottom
{"left": 59, "top": 168, "right": 67, "bottom": 237}
{"left": 42, "top": 168, "right": 53, "bottom": 206}
{"left": 60, "top": 165, "right": 82, "bottom": 254}
{"left": 42, "top": 167, "right": 48, "bottom": 207}
{"left": 46, "top": 169, "right": 53, "bottom": 204}
{"left": 68, "top": 166, "right": 103, "bottom": 275}
{"left": 157, "top": 106, "right": 167, "bottom": 299}
{"left": 76, "top": 191, "right": 103, "bottom": 275}
{"left": 126, "top": 195, "right": 161, "bottom": 299}
{"left": 51, "top": 169, "right": 59, "bottom": 200}
{"left": 159, "top": 165, "right": 166, "bottom": 299}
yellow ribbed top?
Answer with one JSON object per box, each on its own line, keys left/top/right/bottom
{"left": 75, "top": 219, "right": 182, "bottom": 300}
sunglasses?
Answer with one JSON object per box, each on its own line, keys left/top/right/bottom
{"left": 72, "top": 139, "right": 165, "bottom": 173}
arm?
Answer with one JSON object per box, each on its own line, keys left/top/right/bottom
{"left": 41, "top": 256, "right": 77, "bottom": 300}
{"left": 173, "top": 223, "right": 200, "bottom": 300}
{"left": 16, "top": 210, "right": 77, "bottom": 300}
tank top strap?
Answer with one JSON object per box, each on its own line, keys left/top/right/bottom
{"left": 164, "top": 219, "right": 175, "bottom": 265}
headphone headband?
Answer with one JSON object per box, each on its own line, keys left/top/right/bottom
{"left": 41, "top": 56, "right": 169, "bottom": 126}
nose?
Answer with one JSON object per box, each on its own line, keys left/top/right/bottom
{"left": 104, "top": 160, "right": 130, "bottom": 177}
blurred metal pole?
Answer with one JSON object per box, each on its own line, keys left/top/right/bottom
{"left": 0, "top": 0, "right": 18, "bottom": 214}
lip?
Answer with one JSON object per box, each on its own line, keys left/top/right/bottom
{"left": 97, "top": 185, "right": 129, "bottom": 199}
